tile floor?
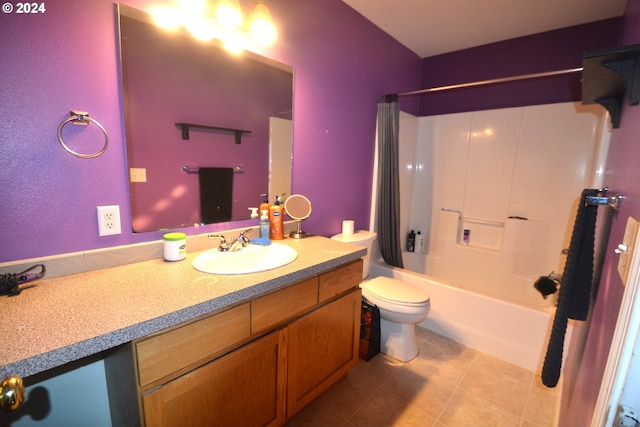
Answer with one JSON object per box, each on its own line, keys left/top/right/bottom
{"left": 284, "top": 327, "right": 559, "bottom": 427}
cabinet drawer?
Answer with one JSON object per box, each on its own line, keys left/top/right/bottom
{"left": 251, "top": 278, "right": 318, "bottom": 335}
{"left": 318, "top": 259, "right": 363, "bottom": 302}
{"left": 136, "top": 303, "right": 251, "bottom": 387}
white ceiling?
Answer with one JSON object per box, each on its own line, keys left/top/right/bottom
{"left": 342, "top": 0, "right": 628, "bottom": 58}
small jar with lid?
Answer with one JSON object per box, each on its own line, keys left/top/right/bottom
{"left": 163, "top": 232, "right": 186, "bottom": 261}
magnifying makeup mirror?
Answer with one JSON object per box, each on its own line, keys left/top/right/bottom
{"left": 284, "top": 194, "right": 312, "bottom": 239}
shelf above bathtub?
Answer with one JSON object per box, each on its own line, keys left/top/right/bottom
{"left": 460, "top": 217, "right": 504, "bottom": 251}
{"left": 582, "top": 44, "right": 640, "bottom": 129}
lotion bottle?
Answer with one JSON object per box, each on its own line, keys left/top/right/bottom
{"left": 260, "top": 210, "right": 270, "bottom": 239}
{"left": 269, "top": 195, "right": 284, "bottom": 240}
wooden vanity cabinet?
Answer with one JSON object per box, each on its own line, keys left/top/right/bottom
{"left": 143, "top": 329, "right": 287, "bottom": 427}
{"left": 105, "top": 259, "right": 363, "bottom": 427}
{"left": 287, "top": 288, "right": 361, "bottom": 418}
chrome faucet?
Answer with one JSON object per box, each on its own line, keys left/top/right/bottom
{"left": 208, "top": 229, "right": 252, "bottom": 252}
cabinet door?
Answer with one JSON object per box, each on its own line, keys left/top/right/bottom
{"left": 286, "top": 288, "right": 361, "bottom": 418}
{"left": 142, "top": 329, "right": 287, "bottom": 427}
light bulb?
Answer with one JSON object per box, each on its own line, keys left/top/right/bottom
{"left": 216, "top": 0, "right": 242, "bottom": 28}
{"left": 186, "top": 15, "right": 218, "bottom": 41}
{"left": 250, "top": 3, "right": 276, "bottom": 45}
{"left": 177, "top": 0, "right": 206, "bottom": 14}
{"left": 152, "top": 6, "right": 181, "bottom": 30}
{"left": 221, "top": 29, "right": 248, "bottom": 53}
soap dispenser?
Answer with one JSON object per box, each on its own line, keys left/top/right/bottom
{"left": 260, "top": 194, "right": 270, "bottom": 215}
{"left": 269, "top": 195, "right": 285, "bottom": 240}
{"left": 260, "top": 210, "right": 270, "bottom": 239}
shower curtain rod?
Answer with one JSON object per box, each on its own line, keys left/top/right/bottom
{"left": 391, "top": 67, "right": 583, "bottom": 98}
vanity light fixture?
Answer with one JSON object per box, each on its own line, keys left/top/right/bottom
{"left": 152, "top": 0, "right": 277, "bottom": 51}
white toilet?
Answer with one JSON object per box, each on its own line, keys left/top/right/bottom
{"left": 331, "top": 230, "right": 430, "bottom": 362}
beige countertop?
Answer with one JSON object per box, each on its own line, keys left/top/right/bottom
{"left": 0, "top": 236, "right": 365, "bottom": 378}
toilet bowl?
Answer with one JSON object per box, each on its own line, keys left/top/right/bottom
{"left": 331, "top": 230, "right": 431, "bottom": 362}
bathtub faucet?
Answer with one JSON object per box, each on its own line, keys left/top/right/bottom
{"left": 533, "top": 272, "right": 561, "bottom": 299}
{"left": 547, "top": 272, "right": 562, "bottom": 282}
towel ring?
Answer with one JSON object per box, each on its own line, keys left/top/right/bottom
{"left": 57, "top": 111, "right": 108, "bottom": 159}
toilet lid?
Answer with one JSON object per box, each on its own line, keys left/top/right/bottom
{"left": 363, "top": 277, "right": 430, "bottom": 306}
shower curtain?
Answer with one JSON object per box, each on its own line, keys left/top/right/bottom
{"left": 376, "top": 96, "right": 404, "bottom": 268}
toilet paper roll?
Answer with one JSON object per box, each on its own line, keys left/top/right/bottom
{"left": 342, "top": 220, "right": 355, "bottom": 235}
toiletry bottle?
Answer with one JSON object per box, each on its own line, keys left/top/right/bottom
{"left": 260, "top": 210, "right": 270, "bottom": 239}
{"left": 407, "top": 230, "right": 415, "bottom": 252}
{"left": 269, "top": 195, "right": 285, "bottom": 240}
{"left": 260, "top": 193, "right": 270, "bottom": 216}
{"left": 463, "top": 229, "right": 470, "bottom": 245}
{"left": 163, "top": 232, "right": 187, "bottom": 261}
{"left": 248, "top": 207, "right": 258, "bottom": 219}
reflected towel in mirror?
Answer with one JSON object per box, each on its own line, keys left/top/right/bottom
{"left": 199, "top": 168, "right": 233, "bottom": 223}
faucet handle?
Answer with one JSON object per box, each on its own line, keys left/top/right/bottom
{"left": 208, "top": 234, "right": 226, "bottom": 244}
{"left": 238, "top": 229, "right": 252, "bottom": 245}
{"left": 208, "top": 234, "right": 230, "bottom": 251}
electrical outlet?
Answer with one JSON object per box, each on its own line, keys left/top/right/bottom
{"left": 97, "top": 205, "right": 122, "bottom": 236}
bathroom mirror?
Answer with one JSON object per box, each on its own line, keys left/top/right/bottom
{"left": 284, "top": 194, "right": 312, "bottom": 239}
{"left": 118, "top": 4, "right": 294, "bottom": 233}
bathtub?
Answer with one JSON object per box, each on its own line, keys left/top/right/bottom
{"left": 370, "top": 260, "right": 564, "bottom": 372}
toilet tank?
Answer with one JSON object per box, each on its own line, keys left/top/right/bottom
{"left": 331, "top": 231, "right": 377, "bottom": 279}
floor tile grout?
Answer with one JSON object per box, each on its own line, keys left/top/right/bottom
{"left": 432, "top": 346, "right": 478, "bottom": 425}
{"left": 285, "top": 328, "right": 556, "bottom": 427}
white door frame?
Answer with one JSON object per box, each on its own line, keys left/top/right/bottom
{"left": 591, "top": 222, "right": 640, "bottom": 426}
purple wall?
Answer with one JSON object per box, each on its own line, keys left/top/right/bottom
{"left": 0, "top": 0, "right": 421, "bottom": 262}
{"left": 558, "top": 0, "right": 640, "bottom": 425}
{"left": 419, "top": 18, "right": 622, "bottom": 116}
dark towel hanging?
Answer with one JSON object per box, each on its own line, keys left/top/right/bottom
{"left": 198, "top": 167, "right": 234, "bottom": 223}
{"left": 541, "top": 188, "right": 599, "bottom": 387}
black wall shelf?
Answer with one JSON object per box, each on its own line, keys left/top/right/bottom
{"left": 175, "top": 122, "right": 251, "bottom": 144}
{"left": 582, "top": 44, "right": 640, "bottom": 129}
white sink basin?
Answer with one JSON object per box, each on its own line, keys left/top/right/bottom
{"left": 192, "top": 243, "right": 298, "bottom": 275}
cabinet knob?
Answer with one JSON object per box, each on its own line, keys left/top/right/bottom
{"left": 1, "top": 376, "right": 25, "bottom": 411}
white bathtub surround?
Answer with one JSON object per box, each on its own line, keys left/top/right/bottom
{"left": 397, "top": 102, "right": 610, "bottom": 309}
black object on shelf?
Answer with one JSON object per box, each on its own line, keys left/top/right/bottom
{"left": 175, "top": 122, "right": 251, "bottom": 144}
{"left": 582, "top": 44, "right": 640, "bottom": 129}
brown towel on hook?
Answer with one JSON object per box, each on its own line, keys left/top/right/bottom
{"left": 541, "top": 188, "right": 599, "bottom": 387}
{"left": 198, "top": 167, "right": 234, "bottom": 223}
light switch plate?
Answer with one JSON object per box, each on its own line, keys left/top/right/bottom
{"left": 617, "top": 216, "right": 639, "bottom": 286}
{"left": 130, "top": 168, "right": 147, "bottom": 183}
